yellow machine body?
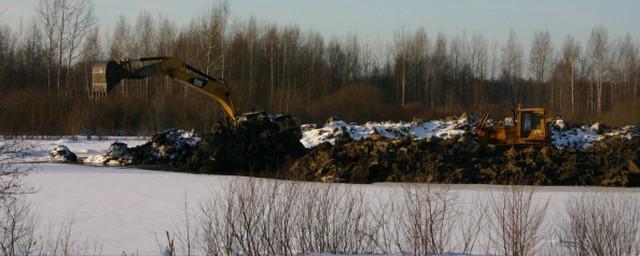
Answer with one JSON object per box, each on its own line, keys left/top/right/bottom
{"left": 476, "top": 107, "right": 551, "bottom": 146}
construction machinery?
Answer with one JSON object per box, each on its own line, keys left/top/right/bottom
{"left": 475, "top": 106, "right": 551, "bottom": 146}
{"left": 91, "top": 56, "right": 300, "bottom": 135}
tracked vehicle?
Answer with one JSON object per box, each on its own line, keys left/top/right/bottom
{"left": 476, "top": 106, "right": 551, "bottom": 146}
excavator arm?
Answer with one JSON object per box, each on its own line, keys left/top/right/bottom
{"left": 91, "top": 56, "right": 236, "bottom": 120}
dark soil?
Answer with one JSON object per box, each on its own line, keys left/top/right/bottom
{"left": 185, "top": 117, "right": 306, "bottom": 175}
{"left": 107, "top": 118, "right": 306, "bottom": 177}
{"left": 89, "top": 118, "right": 640, "bottom": 187}
{"left": 289, "top": 134, "right": 640, "bottom": 186}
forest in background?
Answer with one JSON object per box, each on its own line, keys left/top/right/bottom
{"left": 0, "top": 0, "right": 638, "bottom": 135}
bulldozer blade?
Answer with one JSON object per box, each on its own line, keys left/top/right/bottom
{"left": 91, "top": 61, "right": 129, "bottom": 94}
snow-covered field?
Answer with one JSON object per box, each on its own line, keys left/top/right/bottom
{"left": 19, "top": 163, "right": 640, "bottom": 255}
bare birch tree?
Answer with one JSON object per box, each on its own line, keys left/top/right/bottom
{"left": 63, "top": 0, "right": 96, "bottom": 96}
{"left": 587, "top": 26, "right": 609, "bottom": 113}
{"left": 502, "top": 29, "right": 524, "bottom": 105}
{"left": 529, "top": 31, "right": 553, "bottom": 83}
{"left": 35, "top": 0, "right": 59, "bottom": 92}
{"left": 560, "top": 35, "right": 581, "bottom": 113}
{"left": 205, "top": 1, "right": 229, "bottom": 78}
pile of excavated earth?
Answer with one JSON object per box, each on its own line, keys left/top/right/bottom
{"left": 50, "top": 115, "right": 640, "bottom": 186}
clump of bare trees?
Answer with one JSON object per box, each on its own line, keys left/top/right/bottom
{"left": 485, "top": 185, "right": 549, "bottom": 256}
{"left": 35, "top": 0, "right": 96, "bottom": 96}
{"left": 559, "top": 193, "right": 640, "bottom": 256}
{"left": 393, "top": 184, "right": 460, "bottom": 255}
{"left": 166, "top": 179, "right": 557, "bottom": 255}
{"left": 188, "top": 179, "right": 378, "bottom": 256}
{"left": 0, "top": 140, "right": 35, "bottom": 256}
{"left": 0, "top": 198, "right": 38, "bottom": 256}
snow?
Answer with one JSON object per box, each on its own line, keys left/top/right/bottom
{"left": 5, "top": 136, "right": 147, "bottom": 163}
{"left": 300, "top": 117, "right": 468, "bottom": 148}
{"left": 551, "top": 120, "right": 640, "bottom": 149}
{"left": 19, "top": 163, "right": 640, "bottom": 255}
{"left": 551, "top": 124, "right": 603, "bottom": 149}
{"left": 81, "top": 130, "right": 200, "bottom": 166}
{"left": 300, "top": 117, "right": 639, "bottom": 150}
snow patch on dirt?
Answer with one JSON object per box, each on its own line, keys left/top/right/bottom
{"left": 300, "top": 117, "right": 469, "bottom": 148}
{"left": 83, "top": 129, "right": 200, "bottom": 166}
{"left": 300, "top": 116, "right": 639, "bottom": 150}
{"left": 551, "top": 119, "right": 640, "bottom": 149}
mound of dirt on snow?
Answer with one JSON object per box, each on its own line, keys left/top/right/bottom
{"left": 78, "top": 116, "right": 639, "bottom": 186}
{"left": 85, "top": 120, "right": 306, "bottom": 175}
{"left": 186, "top": 117, "right": 306, "bottom": 174}
{"left": 84, "top": 129, "right": 199, "bottom": 166}
{"left": 49, "top": 145, "right": 78, "bottom": 162}
{"left": 289, "top": 133, "right": 640, "bottom": 186}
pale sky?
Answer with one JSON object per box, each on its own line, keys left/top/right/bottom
{"left": 1, "top": 0, "right": 638, "bottom": 49}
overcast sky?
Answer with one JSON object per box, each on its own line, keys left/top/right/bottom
{"left": 1, "top": 0, "right": 638, "bottom": 49}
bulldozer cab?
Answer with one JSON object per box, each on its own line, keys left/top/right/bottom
{"left": 516, "top": 108, "right": 549, "bottom": 143}
{"left": 476, "top": 106, "right": 551, "bottom": 146}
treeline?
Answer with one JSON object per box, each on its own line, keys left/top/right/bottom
{"left": 0, "top": 0, "right": 639, "bottom": 135}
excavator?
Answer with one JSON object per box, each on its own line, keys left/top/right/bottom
{"left": 91, "top": 56, "right": 301, "bottom": 136}
{"left": 475, "top": 105, "right": 551, "bottom": 146}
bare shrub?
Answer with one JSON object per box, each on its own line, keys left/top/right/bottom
{"left": 560, "top": 193, "right": 640, "bottom": 256}
{"left": 0, "top": 140, "right": 32, "bottom": 200}
{"left": 366, "top": 196, "right": 398, "bottom": 254}
{"left": 485, "top": 185, "right": 549, "bottom": 256}
{"left": 393, "top": 184, "right": 459, "bottom": 255}
{"left": 0, "top": 140, "right": 38, "bottom": 256}
{"left": 37, "top": 218, "right": 101, "bottom": 256}
{"left": 196, "top": 179, "right": 298, "bottom": 256}
{"left": 163, "top": 199, "right": 194, "bottom": 256}
{"left": 456, "top": 195, "right": 487, "bottom": 255}
{"left": 191, "top": 178, "right": 385, "bottom": 255}
{"left": 293, "top": 183, "right": 375, "bottom": 254}
{"left": 0, "top": 197, "right": 38, "bottom": 256}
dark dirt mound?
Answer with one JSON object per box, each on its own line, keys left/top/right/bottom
{"left": 289, "top": 134, "right": 640, "bottom": 186}
{"left": 98, "top": 120, "right": 306, "bottom": 175}
{"left": 49, "top": 145, "right": 78, "bottom": 162}
{"left": 186, "top": 117, "right": 306, "bottom": 174}
{"left": 87, "top": 116, "right": 640, "bottom": 186}
{"left": 96, "top": 130, "right": 199, "bottom": 166}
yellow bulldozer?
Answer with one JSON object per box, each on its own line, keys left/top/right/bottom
{"left": 475, "top": 106, "right": 551, "bottom": 146}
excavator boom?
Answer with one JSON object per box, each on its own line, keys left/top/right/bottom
{"left": 92, "top": 57, "right": 236, "bottom": 120}
{"left": 92, "top": 56, "right": 301, "bottom": 136}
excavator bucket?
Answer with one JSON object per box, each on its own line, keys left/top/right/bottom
{"left": 91, "top": 61, "right": 129, "bottom": 96}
